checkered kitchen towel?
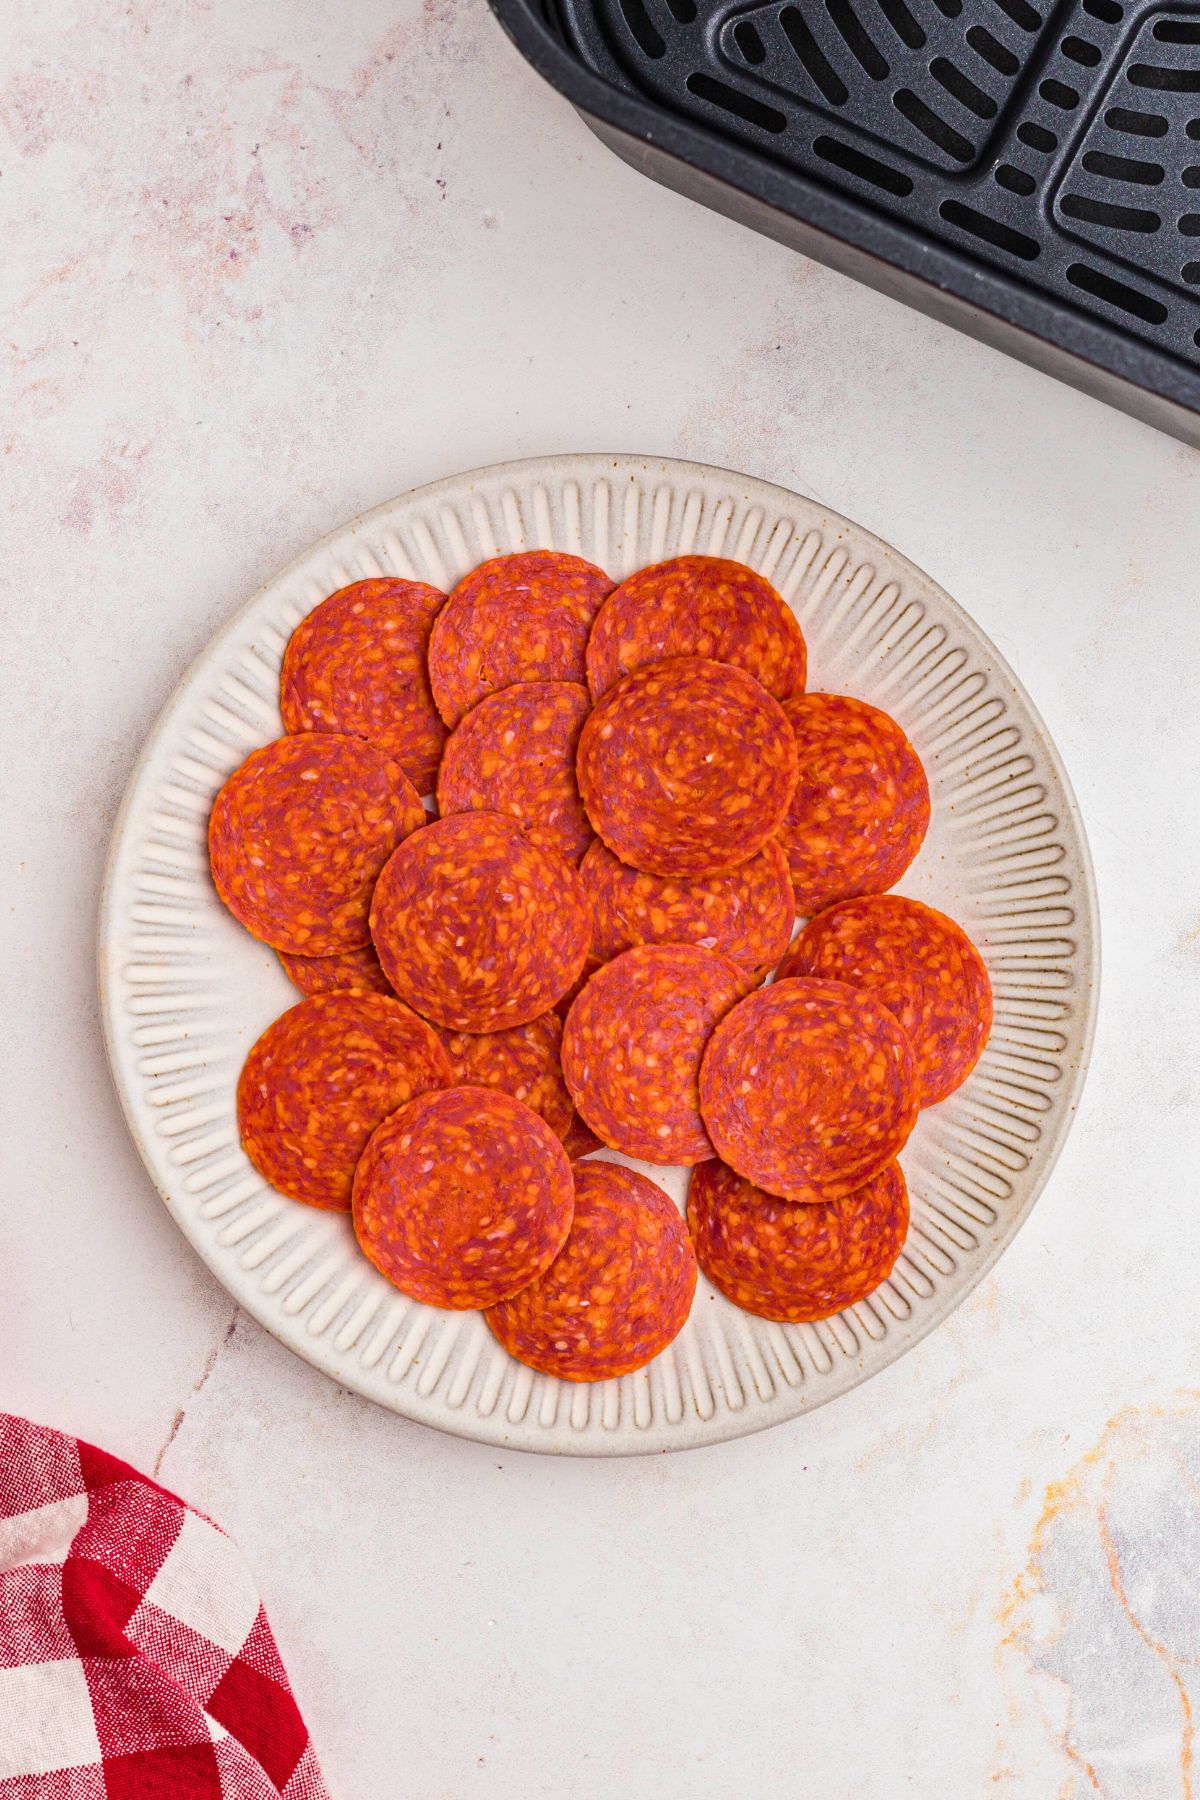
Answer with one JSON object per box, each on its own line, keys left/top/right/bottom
{"left": 0, "top": 1413, "right": 328, "bottom": 1798}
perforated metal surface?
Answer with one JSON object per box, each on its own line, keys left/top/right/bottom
{"left": 1057, "top": 11, "right": 1200, "bottom": 303}
{"left": 550, "top": 0, "right": 1200, "bottom": 367}
{"left": 716, "top": 0, "right": 1062, "bottom": 172}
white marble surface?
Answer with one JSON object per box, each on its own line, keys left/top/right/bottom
{"left": 3, "top": 1, "right": 1200, "bottom": 1793}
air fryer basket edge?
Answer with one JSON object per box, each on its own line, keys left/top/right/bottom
{"left": 487, "top": 0, "right": 1200, "bottom": 447}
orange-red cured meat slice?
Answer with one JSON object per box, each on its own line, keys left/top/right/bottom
{"left": 436, "top": 681, "right": 593, "bottom": 864}
{"left": 576, "top": 657, "right": 798, "bottom": 878}
{"left": 278, "top": 942, "right": 394, "bottom": 997}
{"left": 439, "top": 1012, "right": 575, "bottom": 1143}
{"left": 688, "top": 1160, "right": 909, "bottom": 1323}
{"left": 778, "top": 895, "right": 992, "bottom": 1106}
{"left": 428, "top": 551, "right": 614, "bottom": 729}
{"left": 580, "top": 836, "right": 794, "bottom": 969}
{"left": 370, "top": 812, "right": 591, "bottom": 1033}
{"left": 209, "top": 733, "right": 424, "bottom": 954}
{"left": 778, "top": 693, "right": 930, "bottom": 914}
{"left": 554, "top": 957, "right": 601, "bottom": 1021}
{"left": 237, "top": 991, "right": 451, "bottom": 1212}
{"left": 561, "top": 944, "right": 746, "bottom": 1164}
{"left": 279, "top": 578, "right": 448, "bottom": 796}
{"left": 699, "top": 977, "right": 919, "bottom": 1202}
{"left": 487, "top": 1162, "right": 697, "bottom": 1381}
{"left": 562, "top": 1114, "right": 603, "bottom": 1160}
{"left": 352, "top": 1086, "right": 573, "bottom": 1309}
{"left": 586, "top": 556, "right": 807, "bottom": 702}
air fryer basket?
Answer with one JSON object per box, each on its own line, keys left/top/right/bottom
{"left": 490, "top": 0, "right": 1200, "bottom": 444}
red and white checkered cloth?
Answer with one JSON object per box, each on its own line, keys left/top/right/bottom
{"left": 0, "top": 1414, "right": 328, "bottom": 1799}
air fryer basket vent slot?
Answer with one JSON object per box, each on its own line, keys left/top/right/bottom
{"left": 717, "top": 0, "right": 1060, "bottom": 171}
{"left": 550, "top": 0, "right": 1200, "bottom": 367}
{"left": 1056, "top": 9, "right": 1200, "bottom": 298}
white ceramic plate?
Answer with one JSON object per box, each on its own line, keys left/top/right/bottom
{"left": 99, "top": 454, "right": 1098, "bottom": 1455}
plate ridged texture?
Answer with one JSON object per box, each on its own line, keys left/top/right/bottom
{"left": 99, "top": 454, "right": 1098, "bottom": 1455}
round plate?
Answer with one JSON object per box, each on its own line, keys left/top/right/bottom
{"left": 99, "top": 454, "right": 1098, "bottom": 1455}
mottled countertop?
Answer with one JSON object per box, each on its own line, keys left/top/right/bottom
{"left": 4, "top": 2, "right": 1200, "bottom": 1794}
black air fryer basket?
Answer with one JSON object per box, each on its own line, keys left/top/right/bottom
{"left": 489, "top": 0, "right": 1200, "bottom": 444}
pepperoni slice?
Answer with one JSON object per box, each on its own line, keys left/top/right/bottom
{"left": 554, "top": 957, "right": 601, "bottom": 1022}
{"left": 562, "top": 1115, "right": 603, "bottom": 1160}
{"left": 576, "top": 657, "right": 797, "bottom": 878}
{"left": 561, "top": 945, "right": 746, "bottom": 1164}
{"left": 586, "top": 556, "right": 806, "bottom": 702}
{"left": 580, "top": 837, "right": 793, "bottom": 969}
{"left": 278, "top": 942, "right": 394, "bottom": 997}
{"left": 778, "top": 895, "right": 992, "bottom": 1106}
{"left": 352, "top": 1086, "right": 573, "bottom": 1309}
{"left": 369, "top": 812, "right": 591, "bottom": 1033}
{"left": 209, "top": 733, "right": 424, "bottom": 954}
{"left": 279, "top": 578, "right": 448, "bottom": 796}
{"left": 439, "top": 1013, "right": 575, "bottom": 1143}
{"left": 237, "top": 992, "right": 451, "bottom": 1211}
{"left": 699, "top": 977, "right": 919, "bottom": 1202}
{"left": 437, "top": 681, "right": 593, "bottom": 864}
{"left": 486, "top": 1162, "right": 697, "bottom": 1380}
{"left": 428, "top": 551, "right": 614, "bottom": 729}
{"left": 688, "top": 1160, "right": 909, "bottom": 1323}
{"left": 777, "top": 694, "right": 930, "bottom": 914}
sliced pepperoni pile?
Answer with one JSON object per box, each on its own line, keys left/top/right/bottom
{"left": 278, "top": 942, "right": 394, "bottom": 997}
{"left": 353, "top": 1087, "right": 573, "bottom": 1309}
{"left": 439, "top": 1011, "right": 595, "bottom": 1155}
{"left": 561, "top": 945, "right": 747, "bottom": 1164}
{"left": 778, "top": 895, "right": 993, "bottom": 1105}
{"left": 437, "top": 680, "right": 593, "bottom": 864}
{"left": 777, "top": 693, "right": 930, "bottom": 914}
{"left": 688, "top": 1160, "right": 908, "bottom": 1323}
{"left": 699, "top": 978, "right": 919, "bottom": 1203}
{"left": 428, "top": 551, "right": 613, "bottom": 729}
{"left": 487, "top": 1162, "right": 697, "bottom": 1380}
{"left": 369, "top": 812, "right": 591, "bottom": 1033}
{"left": 208, "top": 547, "right": 989, "bottom": 1375}
{"left": 280, "top": 577, "right": 448, "bottom": 796}
{"left": 561, "top": 1114, "right": 603, "bottom": 1161}
{"left": 580, "top": 836, "right": 793, "bottom": 969}
{"left": 587, "top": 555, "right": 806, "bottom": 701}
{"left": 577, "top": 656, "right": 798, "bottom": 878}
{"left": 209, "top": 733, "right": 424, "bottom": 954}
{"left": 237, "top": 992, "right": 452, "bottom": 1211}
{"left": 554, "top": 957, "right": 601, "bottom": 1021}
